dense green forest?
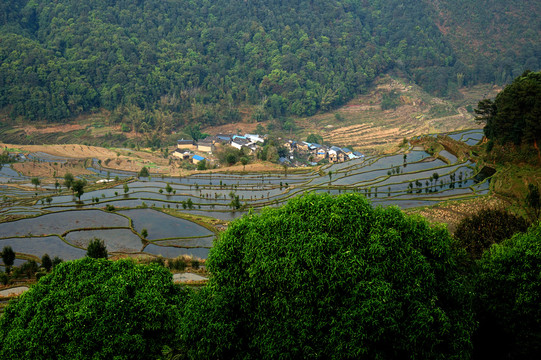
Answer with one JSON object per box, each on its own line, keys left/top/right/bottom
{"left": 1, "top": 0, "right": 540, "bottom": 125}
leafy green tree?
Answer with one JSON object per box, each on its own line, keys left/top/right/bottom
{"left": 21, "top": 260, "right": 38, "bottom": 279}
{"left": 51, "top": 256, "right": 63, "bottom": 268}
{"left": 165, "top": 183, "right": 173, "bottom": 194}
{"left": 72, "top": 179, "right": 86, "bottom": 201}
{"left": 454, "top": 209, "right": 530, "bottom": 260}
{"left": 64, "top": 172, "right": 74, "bottom": 191}
{"left": 86, "top": 238, "right": 108, "bottom": 259}
{"left": 473, "top": 223, "right": 541, "bottom": 360}
{"left": 240, "top": 157, "right": 249, "bottom": 171}
{"left": 306, "top": 134, "right": 323, "bottom": 144}
{"left": 141, "top": 228, "right": 148, "bottom": 239}
{"left": 138, "top": 166, "right": 150, "bottom": 178}
{"left": 31, "top": 177, "right": 40, "bottom": 190}
{"left": 123, "top": 182, "right": 130, "bottom": 194}
{"left": 476, "top": 71, "right": 541, "bottom": 159}
{"left": 179, "top": 193, "right": 475, "bottom": 359}
{"left": 1, "top": 246, "right": 16, "bottom": 275}
{"left": 41, "top": 253, "right": 52, "bottom": 272}
{"left": 196, "top": 159, "right": 207, "bottom": 170}
{"left": 525, "top": 183, "right": 541, "bottom": 220}
{"left": 0, "top": 258, "right": 185, "bottom": 359}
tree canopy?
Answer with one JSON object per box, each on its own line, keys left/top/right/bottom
{"left": 0, "top": 0, "right": 538, "bottom": 124}
{"left": 0, "top": 257, "right": 186, "bottom": 360}
{"left": 476, "top": 71, "right": 541, "bottom": 149}
{"left": 179, "top": 193, "right": 475, "bottom": 359}
{"left": 473, "top": 223, "right": 541, "bottom": 360}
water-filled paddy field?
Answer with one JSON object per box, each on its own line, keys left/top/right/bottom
{"left": 0, "top": 130, "right": 488, "bottom": 263}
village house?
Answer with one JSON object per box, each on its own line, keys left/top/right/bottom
{"left": 192, "top": 154, "right": 205, "bottom": 164}
{"left": 214, "top": 134, "right": 232, "bottom": 144}
{"left": 297, "top": 142, "right": 310, "bottom": 152}
{"left": 314, "top": 147, "right": 328, "bottom": 161}
{"left": 283, "top": 140, "right": 297, "bottom": 152}
{"left": 231, "top": 137, "right": 251, "bottom": 150}
{"left": 197, "top": 139, "right": 215, "bottom": 153}
{"left": 177, "top": 139, "right": 196, "bottom": 150}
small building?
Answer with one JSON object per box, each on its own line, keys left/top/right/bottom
{"left": 231, "top": 138, "right": 251, "bottom": 150}
{"left": 315, "top": 148, "right": 327, "bottom": 160}
{"left": 172, "top": 149, "right": 184, "bottom": 159}
{"left": 297, "top": 142, "right": 310, "bottom": 152}
{"left": 197, "top": 140, "right": 215, "bottom": 153}
{"left": 342, "top": 147, "right": 353, "bottom": 155}
{"left": 177, "top": 139, "right": 196, "bottom": 150}
{"left": 215, "top": 135, "right": 232, "bottom": 143}
{"left": 192, "top": 154, "right": 205, "bottom": 164}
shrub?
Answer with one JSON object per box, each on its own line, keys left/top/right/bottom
{"left": 86, "top": 238, "right": 108, "bottom": 259}
{"left": 454, "top": 209, "right": 530, "bottom": 260}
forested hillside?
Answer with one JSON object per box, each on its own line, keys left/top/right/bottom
{"left": 1, "top": 0, "right": 539, "bottom": 126}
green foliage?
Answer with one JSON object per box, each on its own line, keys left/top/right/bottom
{"left": 86, "top": 238, "right": 108, "bottom": 259}
{"left": 3, "top": 0, "right": 535, "bottom": 124}
{"left": 477, "top": 71, "right": 541, "bottom": 147}
{"left": 240, "top": 157, "right": 249, "bottom": 171}
{"left": 123, "top": 182, "right": 130, "bottom": 194}
{"left": 474, "top": 223, "right": 541, "bottom": 360}
{"left": 1, "top": 246, "right": 16, "bottom": 274}
{"left": 0, "top": 257, "right": 185, "bottom": 359}
{"left": 31, "top": 177, "right": 40, "bottom": 189}
{"left": 0, "top": 271, "right": 8, "bottom": 285}
{"left": 306, "top": 133, "right": 323, "bottom": 144}
{"left": 454, "top": 208, "right": 530, "bottom": 260}
{"left": 180, "top": 193, "right": 475, "bottom": 359}
{"left": 40, "top": 253, "right": 52, "bottom": 272}
{"left": 381, "top": 90, "right": 401, "bottom": 110}
{"left": 138, "top": 166, "right": 150, "bottom": 178}
{"left": 196, "top": 159, "right": 207, "bottom": 171}
{"left": 63, "top": 172, "right": 74, "bottom": 191}
{"left": 525, "top": 183, "right": 541, "bottom": 220}
{"left": 72, "top": 179, "right": 86, "bottom": 201}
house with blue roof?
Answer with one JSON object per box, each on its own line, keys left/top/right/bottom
{"left": 192, "top": 154, "right": 205, "bottom": 164}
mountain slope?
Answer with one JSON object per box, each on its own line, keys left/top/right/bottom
{"left": 0, "top": 0, "right": 539, "bottom": 126}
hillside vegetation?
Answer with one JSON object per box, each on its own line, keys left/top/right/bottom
{"left": 1, "top": 0, "right": 539, "bottom": 126}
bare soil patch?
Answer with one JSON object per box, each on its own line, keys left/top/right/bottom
{"left": 21, "top": 124, "right": 86, "bottom": 135}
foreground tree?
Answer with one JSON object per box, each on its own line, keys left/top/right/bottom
{"left": 86, "top": 238, "right": 108, "bottom": 259}
{"left": 473, "top": 223, "right": 541, "bottom": 360}
{"left": 0, "top": 258, "right": 185, "bottom": 359}
{"left": 179, "top": 193, "right": 476, "bottom": 359}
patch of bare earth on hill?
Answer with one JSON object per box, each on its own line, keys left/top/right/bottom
{"left": 407, "top": 196, "right": 508, "bottom": 234}
{"left": 21, "top": 124, "right": 86, "bottom": 134}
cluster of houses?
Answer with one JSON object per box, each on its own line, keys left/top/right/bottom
{"left": 283, "top": 140, "right": 364, "bottom": 165}
{"left": 172, "top": 133, "right": 363, "bottom": 166}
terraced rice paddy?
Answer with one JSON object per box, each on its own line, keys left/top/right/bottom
{"left": 0, "top": 130, "right": 488, "bottom": 263}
